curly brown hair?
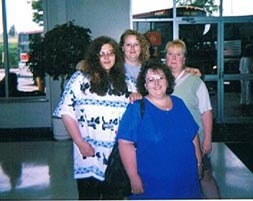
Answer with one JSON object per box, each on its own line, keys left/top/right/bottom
{"left": 137, "top": 59, "right": 175, "bottom": 96}
{"left": 82, "top": 36, "right": 127, "bottom": 96}
{"left": 119, "top": 29, "right": 150, "bottom": 64}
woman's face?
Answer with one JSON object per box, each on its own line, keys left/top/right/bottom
{"left": 165, "top": 45, "right": 185, "bottom": 73}
{"left": 145, "top": 69, "right": 168, "bottom": 98}
{"left": 122, "top": 34, "right": 141, "bottom": 63}
{"left": 99, "top": 43, "right": 116, "bottom": 72}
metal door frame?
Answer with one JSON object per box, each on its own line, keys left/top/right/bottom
{"left": 175, "top": 15, "right": 253, "bottom": 123}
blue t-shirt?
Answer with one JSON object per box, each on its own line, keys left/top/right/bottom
{"left": 117, "top": 96, "right": 201, "bottom": 199}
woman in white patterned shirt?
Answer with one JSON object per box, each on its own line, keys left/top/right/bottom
{"left": 53, "top": 36, "right": 135, "bottom": 200}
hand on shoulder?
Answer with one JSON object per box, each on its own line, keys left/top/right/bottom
{"left": 185, "top": 66, "right": 202, "bottom": 77}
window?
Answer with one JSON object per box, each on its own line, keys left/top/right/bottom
{"left": 0, "top": 0, "right": 44, "bottom": 98}
{"left": 222, "top": 0, "right": 253, "bottom": 16}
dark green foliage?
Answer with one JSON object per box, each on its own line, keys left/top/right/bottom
{"left": 8, "top": 43, "right": 19, "bottom": 68}
{"left": 176, "top": 0, "right": 218, "bottom": 15}
{"left": 8, "top": 25, "right": 17, "bottom": 37}
{"left": 26, "top": 33, "right": 44, "bottom": 78}
{"left": 31, "top": 0, "right": 43, "bottom": 26}
{"left": 27, "top": 21, "right": 92, "bottom": 80}
{"left": 0, "top": 42, "right": 18, "bottom": 68}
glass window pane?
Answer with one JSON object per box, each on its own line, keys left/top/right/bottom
{"left": 0, "top": 1, "right": 4, "bottom": 96}
{"left": 0, "top": 70, "right": 6, "bottom": 97}
{"left": 224, "top": 22, "right": 253, "bottom": 74}
{"left": 223, "top": 0, "right": 253, "bottom": 16}
{"left": 224, "top": 80, "right": 253, "bottom": 118}
{"left": 206, "top": 81, "right": 217, "bottom": 119}
{"left": 179, "top": 23, "right": 218, "bottom": 75}
{"left": 0, "top": 0, "right": 44, "bottom": 97}
{"left": 132, "top": 0, "right": 172, "bottom": 15}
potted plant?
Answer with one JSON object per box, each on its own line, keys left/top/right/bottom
{"left": 27, "top": 21, "right": 92, "bottom": 140}
{"left": 27, "top": 21, "right": 92, "bottom": 92}
{"left": 25, "top": 31, "right": 45, "bottom": 93}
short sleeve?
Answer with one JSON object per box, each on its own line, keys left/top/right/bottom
{"left": 53, "top": 71, "right": 85, "bottom": 120}
{"left": 196, "top": 82, "right": 212, "bottom": 114}
{"left": 172, "top": 96, "right": 199, "bottom": 139}
{"left": 117, "top": 100, "right": 142, "bottom": 143}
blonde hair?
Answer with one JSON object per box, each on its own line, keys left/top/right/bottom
{"left": 165, "top": 39, "right": 187, "bottom": 56}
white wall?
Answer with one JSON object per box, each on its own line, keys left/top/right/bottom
{"left": 45, "top": 0, "right": 131, "bottom": 40}
{"left": 0, "top": 101, "right": 51, "bottom": 128}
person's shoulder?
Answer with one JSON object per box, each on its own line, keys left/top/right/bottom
{"left": 65, "top": 71, "right": 89, "bottom": 88}
{"left": 171, "top": 95, "right": 184, "bottom": 103}
{"left": 70, "top": 70, "right": 88, "bottom": 81}
{"left": 171, "top": 95, "right": 189, "bottom": 111}
{"left": 129, "top": 99, "right": 143, "bottom": 107}
{"left": 69, "top": 70, "right": 82, "bottom": 79}
{"left": 74, "top": 70, "right": 85, "bottom": 77}
{"left": 187, "top": 72, "right": 202, "bottom": 80}
{"left": 126, "top": 99, "right": 145, "bottom": 112}
{"left": 187, "top": 73, "right": 205, "bottom": 87}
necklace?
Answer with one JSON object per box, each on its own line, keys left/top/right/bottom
{"left": 175, "top": 70, "right": 185, "bottom": 81}
{"left": 175, "top": 70, "right": 190, "bottom": 86}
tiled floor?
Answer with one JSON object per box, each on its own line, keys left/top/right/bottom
{"left": 0, "top": 140, "right": 78, "bottom": 200}
{"left": 0, "top": 140, "right": 252, "bottom": 199}
{"left": 211, "top": 143, "right": 253, "bottom": 198}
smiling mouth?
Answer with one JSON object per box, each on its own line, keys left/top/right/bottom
{"left": 153, "top": 86, "right": 163, "bottom": 90}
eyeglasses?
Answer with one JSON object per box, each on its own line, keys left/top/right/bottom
{"left": 98, "top": 50, "right": 115, "bottom": 58}
{"left": 145, "top": 75, "right": 166, "bottom": 85}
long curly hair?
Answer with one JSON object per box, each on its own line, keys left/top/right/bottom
{"left": 137, "top": 59, "right": 175, "bottom": 96}
{"left": 119, "top": 29, "right": 150, "bottom": 64}
{"left": 82, "top": 36, "right": 127, "bottom": 96}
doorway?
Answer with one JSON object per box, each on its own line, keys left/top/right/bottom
{"left": 177, "top": 17, "right": 253, "bottom": 123}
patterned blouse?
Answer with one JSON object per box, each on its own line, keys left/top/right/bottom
{"left": 53, "top": 71, "right": 132, "bottom": 181}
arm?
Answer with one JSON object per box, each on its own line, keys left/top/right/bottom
{"left": 62, "top": 114, "right": 95, "bottom": 157}
{"left": 129, "top": 92, "right": 142, "bottom": 103}
{"left": 185, "top": 66, "right": 202, "bottom": 77}
{"left": 201, "top": 110, "right": 213, "bottom": 154}
{"left": 193, "top": 134, "right": 203, "bottom": 179}
{"left": 196, "top": 82, "right": 213, "bottom": 154}
{"left": 118, "top": 139, "right": 144, "bottom": 194}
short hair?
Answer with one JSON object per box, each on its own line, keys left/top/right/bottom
{"left": 137, "top": 59, "right": 175, "bottom": 96}
{"left": 165, "top": 39, "right": 187, "bottom": 56}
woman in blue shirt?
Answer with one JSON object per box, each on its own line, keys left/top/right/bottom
{"left": 117, "top": 59, "right": 202, "bottom": 199}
